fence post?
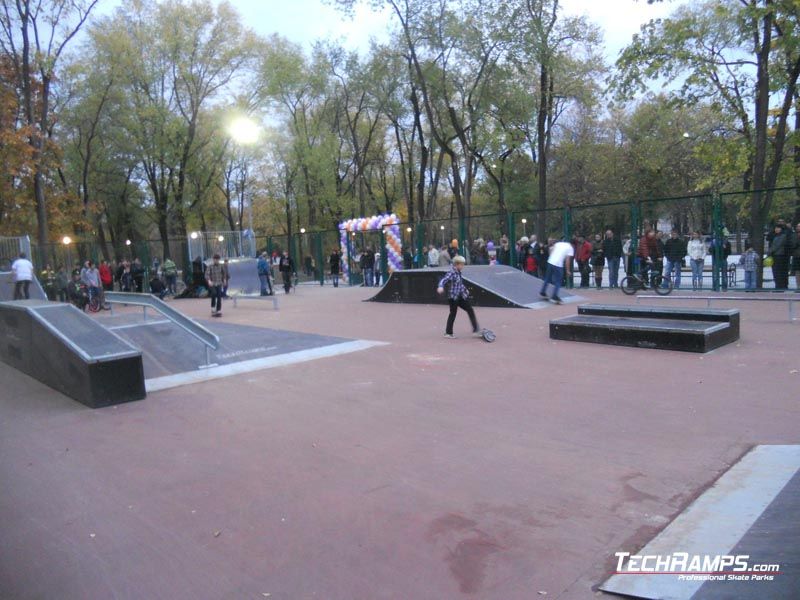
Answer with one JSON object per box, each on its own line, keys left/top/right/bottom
{"left": 415, "top": 223, "right": 424, "bottom": 269}
{"left": 507, "top": 212, "right": 517, "bottom": 267}
{"left": 630, "top": 202, "right": 640, "bottom": 276}
{"left": 459, "top": 217, "right": 467, "bottom": 260}
{"left": 315, "top": 233, "right": 324, "bottom": 286}
{"left": 712, "top": 193, "right": 723, "bottom": 292}
{"left": 563, "top": 206, "right": 573, "bottom": 288}
{"left": 379, "top": 228, "right": 388, "bottom": 284}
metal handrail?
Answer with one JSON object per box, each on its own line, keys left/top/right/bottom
{"left": 104, "top": 292, "right": 220, "bottom": 350}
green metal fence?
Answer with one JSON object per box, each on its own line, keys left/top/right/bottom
{"left": 13, "top": 186, "right": 800, "bottom": 291}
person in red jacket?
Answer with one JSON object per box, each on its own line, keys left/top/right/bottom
{"left": 637, "top": 229, "right": 663, "bottom": 285}
{"left": 573, "top": 234, "right": 593, "bottom": 288}
{"left": 99, "top": 260, "right": 113, "bottom": 291}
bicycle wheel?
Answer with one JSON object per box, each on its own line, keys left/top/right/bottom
{"left": 87, "top": 292, "right": 101, "bottom": 313}
{"left": 652, "top": 274, "right": 673, "bottom": 296}
{"left": 619, "top": 276, "right": 638, "bottom": 295}
{"left": 619, "top": 277, "right": 642, "bottom": 296}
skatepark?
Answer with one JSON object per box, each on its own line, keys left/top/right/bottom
{"left": 1, "top": 268, "right": 798, "bottom": 599}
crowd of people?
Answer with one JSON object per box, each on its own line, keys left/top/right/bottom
{"left": 406, "top": 219, "right": 800, "bottom": 292}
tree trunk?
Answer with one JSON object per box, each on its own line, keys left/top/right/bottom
{"left": 750, "top": 8, "right": 772, "bottom": 288}
{"left": 536, "top": 62, "right": 549, "bottom": 243}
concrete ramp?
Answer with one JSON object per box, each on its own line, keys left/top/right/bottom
{"left": 0, "top": 300, "right": 145, "bottom": 407}
{"left": 0, "top": 271, "right": 46, "bottom": 301}
{"left": 368, "top": 265, "right": 578, "bottom": 309}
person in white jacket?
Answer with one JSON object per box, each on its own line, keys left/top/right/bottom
{"left": 11, "top": 252, "right": 34, "bottom": 300}
{"left": 687, "top": 231, "right": 707, "bottom": 291}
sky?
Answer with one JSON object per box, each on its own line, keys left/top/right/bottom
{"left": 214, "top": 0, "right": 680, "bottom": 62}
{"left": 97, "top": 0, "right": 682, "bottom": 63}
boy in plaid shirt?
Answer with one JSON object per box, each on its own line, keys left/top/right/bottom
{"left": 739, "top": 242, "right": 759, "bottom": 291}
{"left": 436, "top": 255, "right": 480, "bottom": 338}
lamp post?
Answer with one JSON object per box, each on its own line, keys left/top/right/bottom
{"left": 521, "top": 218, "right": 527, "bottom": 236}
{"left": 62, "top": 236, "right": 72, "bottom": 270}
{"left": 440, "top": 224, "right": 445, "bottom": 246}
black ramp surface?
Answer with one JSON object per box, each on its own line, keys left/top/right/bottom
{"left": 693, "top": 469, "right": 800, "bottom": 600}
{"left": 103, "top": 315, "right": 351, "bottom": 378}
{"left": 0, "top": 271, "right": 46, "bottom": 301}
{"left": 31, "top": 304, "right": 140, "bottom": 361}
{"left": 369, "top": 265, "right": 576, "bottom": 308}
{"left": 550, "top": 314, "right": 738, "bottom": 353}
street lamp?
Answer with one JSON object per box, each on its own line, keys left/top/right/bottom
{"left": 217, "top": 235, "right": 224, "bottom": 242}
{"left": 190, "top": 231, "right": 199, "bottom": 240}
{"left": 440, "top": 224, "right": 445, "bottom": 245}
{"left": 62, "top": 236, "right": 73, "bottom": 269}
{"left": 521, "top": 218, "right": 527, "bottom": 236}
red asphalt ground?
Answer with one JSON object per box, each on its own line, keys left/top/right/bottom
{"left": 0, "top": 286, "right": 798, "bottom": 600}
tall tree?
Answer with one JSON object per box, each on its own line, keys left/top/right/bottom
{"left": 615, "top": 0, "right": 800, "bottom": 284}
{"left": 0, "top": 0, "right": 98, "bottom": 254}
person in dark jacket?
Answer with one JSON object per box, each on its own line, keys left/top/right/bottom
{"left": 768, "top": 224, "right": 791, "bottom": 290}
{"left": 149, "top": 274, "right": 167, "bottom": 299}
{"left": 496, "top": 236, "right": 511, "bottom": 266}
{"left": 602, "top": 230, "right": 623, "bottom": 288}
{"left": 360, "top": 246, "right": 375, "bottom": 287}
{"left": 278, "top": 250, "right": 296, "bottom": 293}
{"left": 131, "top": 257, "right": 145, "bottom": 293}
{"left": 329, "top": 249, "right": 341, "bottom": 288}
{"left": 663, "top": 230, "right": 687, "bottom": 289}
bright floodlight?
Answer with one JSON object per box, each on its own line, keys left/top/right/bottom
{"left": 62, "top": 236, "right": 72, "bottom": 245}
{"left": 406, "top": 227, "right": 412, "bottom": 232}
{"left": 217, "top": 235, "right": 224, "bottom": 242}
{"left": 228, "top": 117, "right": 260, "bottom": 145}
{"left": 682, "top": 132, "right": 690, "bottom": 138}
{"left": 125, "top": 239, "right": 131, "bottom": 246}
{"left": 300, "top": 228, "right": 306, "bottom": 234}
{"left": 521, "top": 218, "right": 527, "bottom": 224}
{"left": 440, "top": 225, "right": 445, "bottom": 230}
{"left": 190, "top": 231, "right": 199, "bottom": 240}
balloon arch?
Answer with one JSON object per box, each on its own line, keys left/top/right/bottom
{"left": 339, "top": 214, "right": 403, "bottom": 284}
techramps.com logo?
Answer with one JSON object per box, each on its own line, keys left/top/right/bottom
{"left": 614, "top": 552, "right": 781, "bottom": 581}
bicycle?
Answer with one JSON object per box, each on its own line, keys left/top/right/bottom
{"left": 620, "top": 262, "right": 674, "bottom": 296}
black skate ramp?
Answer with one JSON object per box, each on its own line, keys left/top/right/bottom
{"left": 367, "top": 265, "right": 579, "bottom": 309}
{"left": 0, "top": 271, "right": 46, "bottom": 301}
{"left": 550, "top": 305, "right": 740, "bottom": 353}
{"left": 0, "top": 300, "right": 145, "bottom": 408}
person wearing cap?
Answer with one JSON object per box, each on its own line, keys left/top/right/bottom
{"left": 205, "top": 254, "right": 225, "bottom": 316}
{"left": 436, "top": 255, "right": 480, "bottom": 339}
